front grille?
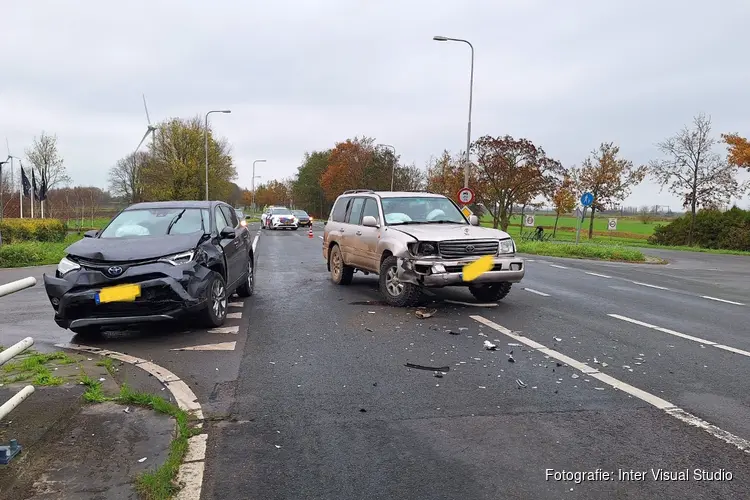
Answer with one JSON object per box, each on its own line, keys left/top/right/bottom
{"left": 438, "top": 239, "right": 499, "bottom": 259}
{"left": 65, "top": 285, "right": 182, "bottom": 320}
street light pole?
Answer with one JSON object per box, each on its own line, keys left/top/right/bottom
{"left": 204, "top": 109, "right": 231, "bottom": 201}
{"left": 433, "top": 35, "right": 474, "bottom": 189}
{"left": 377, "top": 144, "right": 396, "bottom": 190}
{"left": 251, "top": 159, "right": 266, "bottom": 211}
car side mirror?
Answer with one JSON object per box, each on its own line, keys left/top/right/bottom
{"left": 469, "top": 215, "right": 480, "bottom": 226}
{"left": 362, "top": 215, "right": 379, "bottom": 228}
{"left": 83, "top": 230, "right": 99, "bottom": 238}
{"left": 220, "top": 226, "right": 236, "bottom": 239}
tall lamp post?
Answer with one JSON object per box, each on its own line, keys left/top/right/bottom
{"left": 433, "top": 35, "right": 474, "bottom": 189}
{"left": 377, "top": 144, "right": 397, "bottom": 190}
{"left": 252, "top": 160, "right": 266, "bottom": 211}
{"left": 204, "top": 109, "right": 231, "bottom": 200}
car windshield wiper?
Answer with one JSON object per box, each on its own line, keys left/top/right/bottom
{"left": 422, "top": 220, "right": 465, "bottom": 224}
{"left": 388, "top": 220, "right": 422, "bottom": 225}
{"left": 166, "top": 209, "right": 186, "bottom": 235}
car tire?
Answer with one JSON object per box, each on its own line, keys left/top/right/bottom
{"left": 236, "top": 255, "right": 254, "bottom": 298}
{"left": 70, "top": 326, "right": 101, "bottom": 339}
{"left": 379, "top": 255, "right": 422, "bottom": 307}
{"left": 469, "top": 282, "right": 512, "bottom": 302}
{"left": 202, "top": 272, "right": 228, "bottom": 327}
{"left": 329, "top": 244, "right": 354, "bottom": 285}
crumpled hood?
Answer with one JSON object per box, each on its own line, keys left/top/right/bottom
{"left": 388, "top": 223, "right": 512, "bottom": 242}
{"left": 65, "top": 232, "right": 205, "bottom": 261}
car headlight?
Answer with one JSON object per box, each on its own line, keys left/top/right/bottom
{"left": 409, "top": 241, "right": 439, "bottom": 257}
{"left": 158, "top": 250, "right": 195, "bottom": 266}
{"left": 57, "top": 256, "right": 80, "bottom": 276}
{"left": 498, "top": 238, "right": 515, "bottom": 255}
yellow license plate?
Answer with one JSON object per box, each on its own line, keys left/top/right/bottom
{"left": 97, "top": 284, "right": 141, "bottom": 304}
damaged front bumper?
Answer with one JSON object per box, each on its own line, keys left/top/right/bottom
{"left": 44, "top": 261, "right": 213, "bottom": 330}
{"left": 396, "top": 255, "right": 525, "bottom": 288}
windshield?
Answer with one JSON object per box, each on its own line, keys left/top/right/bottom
{"left": 99, "top": 208, "right": 208, "bottom": 238}
{"left": 271, "top": 208, "right": 292, "bottom": 215}
{"left": 292, "top": 210, "right": 308, "bottom": 217}
{"left": 381, "top": 197, "right": 466, "bottom": 225}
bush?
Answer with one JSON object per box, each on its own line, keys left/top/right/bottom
{"left": 0, "top": 218, "right": 68, "bottom": 244}
{"left": 516, "top": 241, "right": 646, "bottom": 262}
{"left": 649, "top": 207, "right": 750, "bottom": 251}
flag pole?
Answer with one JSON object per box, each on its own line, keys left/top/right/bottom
{"left": 17, "top": 159, "right": 23, "bottom": 219}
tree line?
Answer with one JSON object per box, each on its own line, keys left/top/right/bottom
{"left": 257, "top": 113, "right": 748, "bottom": 245}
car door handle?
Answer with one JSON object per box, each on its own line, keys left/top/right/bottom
{"left": 356, "top": 231, "right": 362, "bottom": 236}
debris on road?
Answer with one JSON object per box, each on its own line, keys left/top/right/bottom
{"left": 507, "top": 354, "right": 515, "bottom": 363}
{"left": 415, "top": 308, "right": 437, "bottom": 319}
{"left": 405, "top": 363, "right": 451, "bottom": 372}
{"left": 123, "top": 407, "right": 131, "bottom": 414}
{"left": 447, "top": 330, "right": 460, "bottom": 335}
{"left": 516, "top": 379, "right": 527, "bottom": 388}
{"left": 483, "top": 340, "right": 497, "bottom": 350}
{"left": 508, "top": 343, "right": 521, "bottom": 347}
{"left": 365, "top": 328, "right": 374, "bottom": 332}
{"left": 553, "top": 336, "right": 562, "bottom": 342}
{"left": 368, "top": 311, "right": 376, "bottom": 314}
{"left": 571, "top": 374, "right": 579, "bottom": 379}
{"left": 138, "top": 457, "right": 147, "bottom": 463}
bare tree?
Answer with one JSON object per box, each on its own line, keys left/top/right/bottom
{"left": 638, "top": 205, "right": 652, "bottom": 224}
{"left": 108, "top": 152, "right": 146, "bottom": 203}
{"left": 650, "top": 113, "right": 746, "bottom": 245}
{"left": 25, "top": 132, "right": 70, "bottom": 190}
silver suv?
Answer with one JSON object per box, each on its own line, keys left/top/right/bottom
{"left": 323, "top": 190, "right": 525, "bottom": 306}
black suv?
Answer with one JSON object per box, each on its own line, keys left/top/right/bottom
{"left": 43, "top": 201, "right": 254, "bottom": 337}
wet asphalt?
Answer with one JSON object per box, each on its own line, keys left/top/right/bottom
{"left": 1, "top": 222, "right": 749, "bottom": 499}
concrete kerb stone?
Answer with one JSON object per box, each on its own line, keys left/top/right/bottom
{"left": 55, "top": 343, "right": 208, "bottom": 498}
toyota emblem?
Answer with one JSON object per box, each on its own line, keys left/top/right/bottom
{"left": 107, "top": 266, "right": 123, "bottom": 277}
{"left": 465, "top": 245, "right": 475, "bottom": 252}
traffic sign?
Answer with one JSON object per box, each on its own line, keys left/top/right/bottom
{"left": 523, "top": 214, "right": 535, "bottom": 227}
{"left": 457, "top": 187, "right": 475, "bottom": 205}
{"left": 581, "top": 192, "right": 594, "bottom": 207}
{"left": 460, "top": 205, "right": 473, "bottom": 219}
{"left": 608, "top": 218, "right": 617, "bottom": 231}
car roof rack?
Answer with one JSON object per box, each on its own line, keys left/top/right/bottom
{"left": 342, "top": 189, "right": 375, "bottom": 194}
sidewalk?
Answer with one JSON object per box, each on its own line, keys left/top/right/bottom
{"left": 0, "top": 350, "right": 178, "bottom": 499}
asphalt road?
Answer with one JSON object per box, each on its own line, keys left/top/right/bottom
{"left": 1, "top": 223, "right": 749, "bottom": 499}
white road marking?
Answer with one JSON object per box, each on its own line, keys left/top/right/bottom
{"left": 525, "top": 259, "right": 536, "bottom": 262}
{"left": 524, "top": 288, "right": 550, "bottom": 297}
{"left": 183, "top": 434, "right": 208, "bottom": 463}
{"left": 608, "top": 313, "right": 717, "bottom": 346}
{"left": 549, "top": 264, "right": 568, "bottom": 269}
{"left": 468, "top": 316, "right": 750, "bottom": 454}
{"left": 226, "top": 312, "right": 242, "bottom": 319}
{"left": 171, "top": 342, "right": 236, "bottom": 351}
{"left": 228, "top": 301, "right": 244, "bottom": 308}
{"left": 445, "top": 299, "right": 498, "bottom": 308}
{"left": 701, "top": 295, "right": 745, "bottom": 306}
{"left": 632, "top": 281, "right": 670, "bottom": 290}
{"left": 585, "top": 272, "right": 612, "bottom": 279}
{"left": 208, "top": 325, "right": 239, "bottom": 334}
{"left": 56, "top": 343, "right": 210, "bottom": 499}
{"left": 252, "top": 232, "right": 260, "bottom": 253}
{"left": 714, "top": 344, "right": 750, "bottom": 358}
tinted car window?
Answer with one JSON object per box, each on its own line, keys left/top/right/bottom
{"left": 347, "top": 197, "right": 365, "bottom": 225}
{"left": 221, "top": 206, "right": 238, "bottom": 227}
{"left": 331, "top": 197, "right": 350, "bottom": 222}
{"left": 271, "top": 208, "right": 292, "bottom": 215}
{"left": 215, "top": 206, "right": 231, "bottom": 232}
{"left": 99, "top": 208, "right": 207, "bottom": 238}
{"left": 362, "top": 198, "right": 380, "bottom": 224}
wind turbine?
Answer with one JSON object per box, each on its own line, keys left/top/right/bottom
{"left": 135, "top": 94, "right": 158, "bottom": 153}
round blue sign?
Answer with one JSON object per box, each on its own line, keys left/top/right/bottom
{"left": 580, "top": 192, "right": 594, "bottom": 207}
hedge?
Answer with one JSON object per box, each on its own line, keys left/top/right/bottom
{"left": 0, "top": 218, "right": 68, "bottom": 243}
{"left": 648, "top": 207, "right": 750, "bottom": 251}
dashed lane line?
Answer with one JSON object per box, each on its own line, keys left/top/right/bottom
{"left": 524, "top": 288, "right": 550, "bottom": 297}
{"left": 469, "top": 315, "right": 750, "bottom": 454}
{"left": 701, "top": 296, "right": 746, "bottom": 306}
{"left": 228, "top": 302, "right": 244, "bottom": 308}
{"left": 608, "top": 313, "right": 750, "bottom": 359}
{"left": 632, "top": 281, "right": 670, "bottom": 290}
{"left": 549, "top": 264, "right": 568, "bottom": 269}
{"left": 207, "top": 325, "right": 239, "bottom": 334}
{"left": 585, "top": 271, "right": 612, "bottom": 279}
{"left": 171, "top": 342, "right": 237, "bottom": 351}
{"left": 226, "top": 312, "right": 242, "bottom": 319}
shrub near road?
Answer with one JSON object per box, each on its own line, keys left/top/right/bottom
{"left": 0, "top": 218, "right": 67, "bottom": 243}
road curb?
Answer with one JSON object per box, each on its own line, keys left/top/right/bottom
{"left": 55, "top": 343, "right": 207, "bottom": 500}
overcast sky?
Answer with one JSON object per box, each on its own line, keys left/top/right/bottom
{"left": 2, "top": 0, "right": 749, "bottom": 209}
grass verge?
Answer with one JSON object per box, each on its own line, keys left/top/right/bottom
{"left": 516, "top": 240, "right": 646, "bottom": 262}
{"left": 79, "top": 380, "right": 200, "bottom": 500}
{"left": 0, "top": 234, "right": 82, "bottom": 268}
